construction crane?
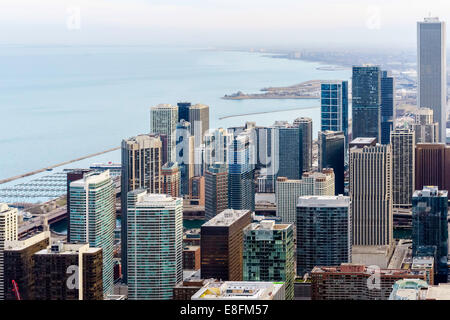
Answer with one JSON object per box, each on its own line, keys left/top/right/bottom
{"left": 11, "top": 280, "right": 21, "bottom": 300}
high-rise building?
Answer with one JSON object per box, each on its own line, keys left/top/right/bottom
{"left": 120, "top": 134, "right": 162, "bottom": 282}
{"left": 205, "top": 163, "right": 228, "bottom": 221}
{"left": 69, "top": 171, "right": 115, "bottom": 296}
{"left": 415, "top": 143, "right": 450, "bottom": 192}
{"left": 204, "top": 128, "right": 232, "bottom": 167}
{"left": 189, "top": 176, "right": 205, "bottom": 206}
{"left": 412, "top": 186, "right": 448, "bottom": 283}
{"left": 192, "top": 281, "right": 286, "bottom": 300}
{"left": 127, "top": 190, "right": 183, "bottom": 300}
{"left": 0, "top": 203, "right": 18, "bottom": 299}
{"left": 243, "top": 220, "right": 295, "bottom": 300}
{"left": 293, "top": 117, "right": 313, "bottom": 172}
{"left": 349, "top": 141, "right": 392, "bottom": 246}
{"left": 34, "top": 242, "right": 103, "bottom": 300}
{"left": 352, "top": 65, "right": 381, "bottom": 141}
{"left": 311, "top": 264, "right": 427, "bottom": 300}
{"left": 228, "top": 130, "right": 255, "bottom": 211}
{"left": 318, "top": 131, "right": 345, "bottom": 195}
{"left": 273, "top": 121, "right": 301, "bottom": 180}
{"left": 413, "top": 108, "right": 440, "bottom": 143}
{"left": 320, "top": 81, "right": 349, "bottom": 144}
{"left": 161, "top": 161, "right": 180, "bottom": 197}
{"left": 176, "top": 119, "right": 194, "bottom": 196}
{"left": 380, "top": 71, "right": 395, "bottom": 145}
{"left": 296, "top": 196, "right": 351, "bottom": 277}
{"left": 417, "top": 17, "right": 447, "bottom": 142}
{"left": 275, "top": 169, "right": 335, "bottom": 225}
{"left": 189, "top": 104, "right": 209, "bottom": 147}
{"left": 150, "top": 103, "right": 178, "bottom": 162}
{"left": 66, "top": 169, "right": 91, "bottom": 242}
{"left": 391, "top": 128, "right": 415, "bottom": 208}
{"left": 3, "top": 232, "right": 50, "bottom": 300}
{"left": 177, "top": 102, "right": 191, "bottom": 122}
{"left": 200, "top": 209, "right": 252, "bottom": 281}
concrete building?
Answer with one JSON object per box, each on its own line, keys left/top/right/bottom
{"left": 189, "top": 104, "right": 209, "bottom": 147}
{"left": 389, "top": 279, "right": 450, "bottom": 300}
{"left": 69, "top": 171, "right": 115, "bottom": 296}
{"left": 413, "top": 108, "right": 440, "bottom": 143}
{"left": 352, "top": 65, "right": 382, "bottom": 141}
{"left": 415, "top": 143, "right": 450, "bottom": 193}
{"left": 311, "top": 263, "right": 427, "bottom": 300}
{"left": 34, "top": 242, "right": 103, "bottom": 300}
{"left": 296, "top": 196, "right": 351, "bottom": 277}
{"left": 204, "top": 128, "right": 232, "bottom": 167}
{"left": 121, "top": 134, "right": 162, "bottom": 282}
{"left": 391, "top": 128, "right": 415, "bottom": 208}
{"left": 349, "top": 141, "right": 392, "bottom": 246}
{"left": 243, "top": 220, "right": 295, "bottom": 300}
{"left": 318, "top": 131, "right": 345, "bottom": 195}
{"left": 205, "top": 163, "right": 228, "bottom": 221}
{"left": 189, "top": 176, "right": 205, "bottom": 206}
{"left": 275, "top": 169, "right": 335, "bottom": 225}
{"left": 417, "top": 17, "right": 447, "bottom": 142}
{"left": 0, "top": 203, "right": 18, "bottom": 300}
{"left": 150, "top": 103, "right": 178, "bottom": 162}
{"left": 201, "top": 209, "right": 252, "bottom": 281}
{"left": 127, "top": 190, "right": 183, "bottom": 300}
{"left": 183, "top": 245, "right": 200, "bottom": 271}
{"left": 191, "top": 281, "right": 285, "bottom": 300}
{"left": 161, "top": 161, "right": 180, "bottom": 197}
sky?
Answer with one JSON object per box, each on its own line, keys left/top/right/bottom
{"left": 2, "top": 0, "right": 450, "bottom": 49}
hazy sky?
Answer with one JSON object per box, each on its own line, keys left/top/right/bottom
{"left": 2, "top": 0, "right": 450, "bottom": 49}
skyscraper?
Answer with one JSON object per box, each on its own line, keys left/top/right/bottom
{"left": 380, "top": 71, "right": 395, "bottom": 145}
{"left": 205, "top": 163, "right": 228, "bottom": 221}
{"left": 243, "top": 220, "right": 295, "bottom": 300}
{"left": 320, "top": 80, "right": 349, "bottom": 144}
{"left": 318, "top": 131, "right": 345, "bottom": 195}
{"left": 276, "top": 169, "right": 335, "bottom": 225}
{"left": 201, "top": 209, "right": 252, "bottom": 281}
{"left": 189, "top": 104, "right": 210, "bottom": 147}
{"left": 177, "top": 102, "right": 191, "bottom": 122}
{"left": 161, "top": 161, "right": 180, "bottom": 197}
{"left": 176, "top": 119, "right": 194, "bottom": 196}
{"left": 273, "top": 121, "right": 301, "bottom": 180}
{"left": 412, "top": 186, "right": 448, "bottom": 283}
{"left": 228, "top": 129, "right": 255, "bottom": 211}
{"left": 127, "top": 190, "right": 183, "bottom": 299}
{"left": 415, "top": 143, "right": 450, "bottom": 192}
{"left": 69, "top": 171, "right": 115, "bottom": 296}
{"left": 0, "top": 203, "right": 18, "bottom": 300}
{"left": 349, "top": 141, "right": 392, "bottom": 246}
{"left": 418, "top": 17, "right": 447, "bottom": 142}
{"left": 413, "top": 108, "right": 440, "bottom": 143}
{"left": 150, "top": 103, "right": 178, "bottom": 162}
{"left": 391, "top": 128, "right": 415, "bottom": 208}
{"left": 352, "top": 65, "right": 381, "bottom": 141}
{"left": 293, "top": 117, "right": 313, "bottom": 172}
{"left": 66, "top": 169, "right": 91, "bottom": 242}
{"left": 204, "top": 128, "right": 232, "bottom": 167}
{"left": 296, "top": 196, "right": 351, "bottom": 277}
{"left": 121, "top": 134, "right": 162, "bottom": 282}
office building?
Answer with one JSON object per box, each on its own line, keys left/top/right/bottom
{"left": 173, "top": 277, "right": 215, "bottom": 300}
{"left": 3, "top": 232, "right": 50, "bottom": 300}
{"left": 177, "top": 102, "right": 191, "bottom": 122}
{"left": 311, "top": 263, "right": 427, "bottom": 300}
{"left": 415, "top": 143, "right": 450, "bottom": 192}
{"left": 349, "top": 141, "right": 392, "bottom": 246}
{"left": 189, "top": 176, "right": 205, "bottom": 206}
{"left": 183, "top": 246, "right": 200, "bottom": 271}
{"left": 318, "top": 131, "right": 345, "bottom": 195}
{"left": 176, "top": 119, "right": 194, "bottom": 196}
{"left": 161, "top": 161, "right": 180, "bottom": 197}
{"left": 34, "top": 242, "right": 103, "bottom": 300}
{"left": 273, "top": 121, "right": 301, "bottom": 180}
{"left": 205, "top": 163, "right": 228, "bottom": 220}
{"left": 380, "top": 71, "right": 395, "bottom": 145}
{"left": 69, "top": 171, "right": 115, "bottom": 296}
{"left": 412, "top": 186, "right": 448, "bottom": 283}
{"left": 391, "top": 128, "right": 415, "bottom": 208}
{"left": 275, "top": 169, "right": 335, "bottom": 225}
{"left": 243, "top": 220, "right": 295, "bottom": 300}
{"left": 320, "top": 81, "right": 349, "bottom": 144}
{"left": 418, "top": 17, "right": 447, "bottom": 142}
{"left": 293, "top": 117, "right": 313, "bottom": 172}
{"left": 204, "top": 128, "right": 232, "bottom": 167}
{"left": 127, "top": 190, "right": 183, "bottom": 300}
{"left": 352, "top": 65, "right": 381, "bottom": 141}
{"left": 413, "top": 108, "right": 440, "bottom": 143}
{"left": 296, "top": 196, "right": 351, "bottom": 277}
{"left": 0, "top": 203, "right": 18, "bottom": 300}
{"left": 150, "top": 103, "right": 178, "bottom": 162}
{"left": 201, "top": 209, "right": 252, "bottom": 281}
{"left": 66, "top": 170, "right": 91, "bottom": 242}
{"left": 189, "top": 104, "right": 209, "bottom": 147}
{"left": 191, "top": 281, "right": 285, "bottom": 300}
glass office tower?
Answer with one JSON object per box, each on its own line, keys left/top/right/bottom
{"left": 320, "top": 81, "right": 349, "bottom": 144}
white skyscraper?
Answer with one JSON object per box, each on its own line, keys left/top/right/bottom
{"left": 150, "top": 104, "right": 178, "bottom": 162}
{"left": 418, "top": 17, "right": 447, "bottom": 142}
{"left": 0, "top": 204, "right": 18, "bottom": 300}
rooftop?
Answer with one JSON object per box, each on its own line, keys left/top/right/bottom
{"left": 297, "top": 195, "right": 350, "bottom": 208}
{"left": 191, "top": 281, "right": 284, "bottom": 300}
{"left": 202, "top": 209, "right": 251, "bottom": 227}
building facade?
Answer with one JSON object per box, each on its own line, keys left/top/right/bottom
{"left": 205, "top": 163, "right": 228, "bottom": 221}
{"left": 0, "top": 203, "right": 18, "bottom": 300}
{"left": 320, "top": 81, "right": 349, "bottom": 144}
{"left": 150, "top": 103, "right": 178, "bottom": 162}
{"left": 415, "top": 143, "right": 450, "bottom": 192}
{"left": 380, "top": 71, "right": 395, "bottom": 145}
{"left": 318, "top": 131, "right": 345, "bottom": 195}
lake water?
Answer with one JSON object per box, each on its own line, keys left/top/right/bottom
{"left": 0, "top": 45, "right": 351, "bottom": 181}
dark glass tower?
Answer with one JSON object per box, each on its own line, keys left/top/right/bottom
{"left": 273, "top": 122, "right": 301, "bottom": 180}
{"left": 318, "top": 131, "right": 345, "bottom": 195}
{"left": 293, "top": 117, "right": 313, "bottom": 173}
{"left": 205, "top": 163, "right": 228, "bottom": 221}
{"left": 352, "top": 66, "right": 381, "bottom": 141}
{"left": 320, "top": 81, "right": 349, "bottom": 145}
{"left": 412, "top": 186, "right": 448, "bottom": 283}
{"left": 380, "top": 71, "right": 394, "bottom": 145}
{"left": 177, "top": 102, "right": 191, "bottom": 122}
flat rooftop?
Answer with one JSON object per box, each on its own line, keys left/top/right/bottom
{"left": 202, "top": 209, "right": 250, "bottom": 227}
{"left": 297, "top": 195, "right": 350, "bottom": 208}
{"left": 192, "top": 281, "right": 284, "bottom": 300}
